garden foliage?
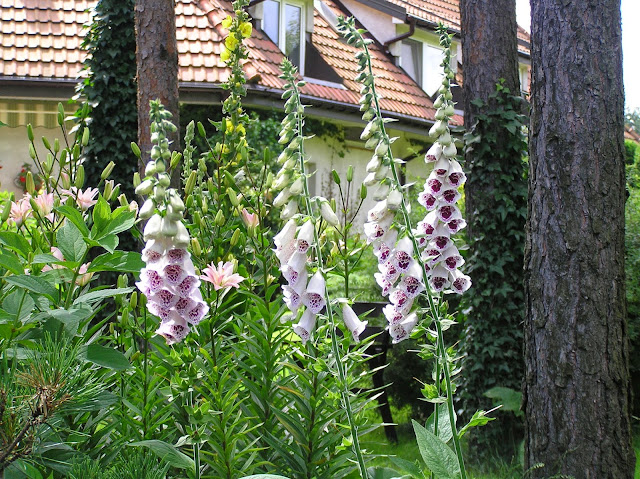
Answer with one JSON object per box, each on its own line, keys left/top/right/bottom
{"left": 0, "top": 4, "right": 504, "bottom": 478}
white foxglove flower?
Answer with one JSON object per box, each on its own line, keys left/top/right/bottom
{"left": 341, "top": 304, "right": 368, "bottom": 342}
{"left": 367, "top": 200, "right": 390, "bottom": 223}
{"left": 274, "top": 219, "right": 297, "bottom": 248}
{"left": 387, "top": 189, "right": 403, "bottom": 210}
{"left": 428, "top": 265, "right": 450, "bottom": 292}
{"left": 389, "top": 312, "right": 419, "bottom": 344}
{"left": 295, "top": 221, "right": 315, "bottom": 254}
{"left": 366, "top": 154, "right": 382, "bottom": 172}
{"left": 425, "top": 143, "right": 443, "bottom": 163}
{"left": 302, "top": 271, "right": 326, "bottom": 313}
{"left": 273, "top": 188, "right": 292, "bottom": 208}
{"left": 289, "top": 177, "right": 304, "bottom": 195}
{"left": 372, "top": 183, "right": 390, "bottom": 201}
{"left": 441, "top": 245, "right": 464, "bottom": 271}
{"left": 156, "top": 315, "right": 190, "bottom": 345}
{"left": 450, "top": 270, "right": 472, "bottom": 294}
{"left": 293, "top": 308, "right": 316, "bottom": 344}
{"left": 280, "top": 199, "right": 299, "bottom": 219}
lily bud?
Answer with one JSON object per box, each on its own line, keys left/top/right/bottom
{"left": 184, "top": 170, "right": 197, "bottom": 196}
{"left": 75, "top": 165, "right": 85, "bottom": 188}
{"left": 191, "top": 237, "right": 202, "bottom": 256}
{"left": 101, "top": 161, "right": 115, "bottom": 180}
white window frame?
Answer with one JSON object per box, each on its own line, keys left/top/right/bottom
{"left": 397, "top": 27, "right": 458, "bottom": 97}
{"left": 262, "top": 0, "right": 307, "bottom": 76}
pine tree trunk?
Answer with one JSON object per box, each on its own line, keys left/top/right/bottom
{"left": 524, "top": 0, "right": 634, "bottom": 476}
{"left": 459, "top": 0, "right": 525, "bottom": 453}
{"left": 135, "top": 0, "right": 180, "bottom": 184}
{"left": 460, "top": 0, "right": 520, "bottom": 139}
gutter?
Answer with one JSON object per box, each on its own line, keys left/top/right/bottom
{"left": 383, "top": 16, "right": 416, "bottom": 55}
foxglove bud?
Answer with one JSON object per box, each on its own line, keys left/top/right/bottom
{"left": 319, "top": 199, "right": 340, "bottom": 227}
{"left": 387, "top": 190, "right": 403, "bottom": 210}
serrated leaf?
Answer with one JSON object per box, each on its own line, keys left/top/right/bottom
{"left": 73, "top": 287, "right": 133, "bottom": 305}
{"left": 412, "top": 420, "right": 460, "bottom": 479}
{"left": 55, "top": 205, "right": 89, "bottom": 236}
{"left": 426, "top": 404, "right": 454, "bottom": 444}
{"left": 0, "top": 251, "right": 24, "bottom": 275}
{"left": 458, "top": 410, "right": 496, "bottom": 437}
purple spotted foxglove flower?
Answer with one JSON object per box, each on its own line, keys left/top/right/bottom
{"left": 293, "top": 308, "right": 316, "bottom": 344}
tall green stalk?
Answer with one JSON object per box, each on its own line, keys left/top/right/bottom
{"left": 338, "top": 18, "right": 468, "bottom": 478}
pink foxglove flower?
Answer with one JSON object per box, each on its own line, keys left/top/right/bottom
{"left": 200, "top": 261, "right": 245, "bottom": 291}
{"left": 341, "top": 304, "right": 368, "bottom": 343}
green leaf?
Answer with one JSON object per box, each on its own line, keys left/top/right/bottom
{"left": 91, "top": 194, "right": 111, "bottom": 237}
{"left": 412, "top": 419, "right": 460, "bottom": 479}
{"left": 129, "top": 440, "right": 195, "bottom": 472}
{"left": 458, "top": 410, "right": 496, "bottom": 437}
{"left": 0, "top": 251, "right": 24, "bottom": 275}
{"left": 365, "top": 467, "right": 413, "bottom": 479}
{"left": 0, "top": 232, "right": 31, "bottom": 258}
{"left": 84, "top": 344, "right": 131, "bottom": 370}
{"left": 426, "top": 405, "right": 454, "bottom": 444}
{"left": 5, "top": 275, "right": 57, "bottom": 302}
{"left": 57, "top": 220, "right": 87, "bottom": 262}
{"left": 88, "top": 251, "right": 143, "bottom": 273}
{"left": 55, "top": 205, "right": 89, "bottom": 236}
{"left": 2, "top": 290, "right": 35, "bottom": 322}
{"left": 239, "top": 476, "right": 293, "bottom": 479}
{"left": 73, "top": 287, "right": 133, "bottom": 305}
{"left": 484, "top": 386, "right": 522, "bottom": 414}
{"left": 95, "top": 234, "right": 119, "bottom": 253}
{"left": 388, "top": 457, "right": 425, "bottom": 478}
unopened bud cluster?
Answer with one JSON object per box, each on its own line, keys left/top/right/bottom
{"left": 135, "top": 101, "right": 208, "bottom": 344}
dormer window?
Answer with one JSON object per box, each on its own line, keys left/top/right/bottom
{"left": 261, "top": 0, "right": 306, "bottom": 73}
{"left": 395, "top": 29, "right": 458, "bottom": 97}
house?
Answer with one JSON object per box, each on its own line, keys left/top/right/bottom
{"left": 0, "top": 0, "right": 531, "bottom": 201}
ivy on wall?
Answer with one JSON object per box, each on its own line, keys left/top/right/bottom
{"left": 76, "top": 0, "right": 137, "bottom": 200}
{"left": 460, "top": 82, "right": 528, "bottom": 455}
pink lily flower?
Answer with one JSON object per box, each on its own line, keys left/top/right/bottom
{"left": 200, "top": 261, "right": 245, "bottom": 290}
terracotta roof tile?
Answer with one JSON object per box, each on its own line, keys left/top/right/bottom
{"left": 386, "top": 0, "right": 530, "bottom": 55}
{"left": 0, "top": 0, "right": 464, "bottom": 123}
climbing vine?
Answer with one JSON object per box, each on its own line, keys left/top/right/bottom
{"left": 461, "top": 81, "right": 528, "bottom": 456}
{"left": 76, "top": 0, "right": 137, "bottom": 200}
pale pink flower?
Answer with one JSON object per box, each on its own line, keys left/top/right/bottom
{"left": 241, "top": 208, "right": 259, "bottom": 229}
{"left": 33, "top": 192, "right": 54, "bottom": 220}
{"left": 200, "top": 261, "right": 245, "bottom": 290}
{"left": 75, "top": 263, "right": 94, "bottom": 286}
{"left": 69, "top": 187, "right": 99, "bottom": 211}
{"left": 9, "top": 196, "right": 32, "bottom": 226}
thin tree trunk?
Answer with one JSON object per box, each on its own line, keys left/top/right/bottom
{"left": 524, "top": 0, "right": 634, "bottom": 476}
{"left": 135, "top": 0, "right": 180, "bottom": 185}
{"left": 459, "top": 0, "right": 524, "bottom": 453}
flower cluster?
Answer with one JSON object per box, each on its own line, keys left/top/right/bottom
{"left": 414, "top": 35, "right": 471, "bottom": 296}
{"left": 274, "top": 219, "right": 326, "bottom": 343}
{"left": 273, "top": 59, "right": 367, "bottom": 344}
{"left": 135, "top": 101, "right": 208, "bottom": 344}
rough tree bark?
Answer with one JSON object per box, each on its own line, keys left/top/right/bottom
{"left": 135, "top": 0, "right": 180, "bottom": 183}
{"left": 459, "top": 0, "right": 524, "bottom": 452}
{"left": 524, "top": 0, "right": 634, "bottom": 477}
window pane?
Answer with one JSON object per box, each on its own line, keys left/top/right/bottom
{"left": 401, "top": 40, "right": 422, "bottom": 85}
{"left": 263, "top": 0, "right": 279, "bottom": 44}
{"left": 424, "top": 45, "right": 443, "bottom": 96}
{"left": 285, "top": 4, "right": 301, "bottom": 68}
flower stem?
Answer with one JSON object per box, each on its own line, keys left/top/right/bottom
{"left": 288, "top": 67, "right": 368, "bottom": 479}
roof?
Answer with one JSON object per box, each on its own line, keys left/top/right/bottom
{"left": 370, "top": 0, "right": 530, "bottom": 56}
{"left": 2, "top": 0, "right": 522, "bottom": 126}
